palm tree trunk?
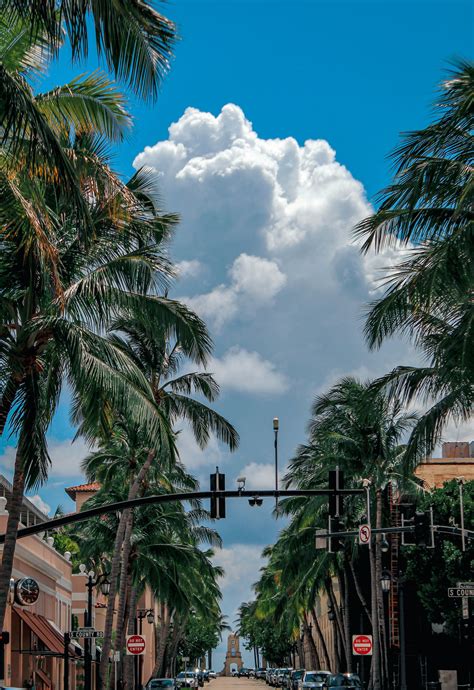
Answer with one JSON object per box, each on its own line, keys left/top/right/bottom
{"left": 326, "top": 578, "right": 347, "bottom": 660}
{"left": 0, "top": 447, "right": 25, "bottom": 629}
{"left": 304, "top": 613, "right": 320, "bottom": 669}
{"left": 99, "top": 449, "right": 156, "bottom": 688}
{"left": 349, "top": 558, "right": 372, "bottom": 625}
{"left": 311, "top": 608, "right": 331, "bottom": 670}
{"left": 124, "top": 585, "right": 139, "bottom": 690}
{"left": 342, "top": 563, "right": 353, "bottom": 672}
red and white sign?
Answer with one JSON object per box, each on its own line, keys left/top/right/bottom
{"left": 126, "top": 634, "right": 146, "bottom": 655}
{"left": 352, "top": 634, "right": 372, "bottom": 656}
{"left": 358, "top": 524, "right": 371, "bottom": 545}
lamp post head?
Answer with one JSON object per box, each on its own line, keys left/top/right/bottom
{"left": 100, "top": 577, "right": 111, "bottom": 596}
{"left": 147, "top": 610, "right": 154, "bottom": 625}
{"left": 380, "top": 569, "right": 391, "bottom": 593}
{"left": 273, "top": 417, "right": 279, "bottom": 431}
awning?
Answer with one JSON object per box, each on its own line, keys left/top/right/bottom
{"left": 13, "top": 606, "right": 77, "bottom": 656}
{"left": 35, "top": 668, "right": 52, "bottom": 688}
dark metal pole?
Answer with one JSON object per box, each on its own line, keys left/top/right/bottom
{"left": 134, "top": 617, "right": 139, "bottom": 690}
{"left": 399, "top": 578, "right": 407, "bottom": 690}
{"left": 139, "top": 615, "right": 143, "bottom": 690}
{"left": 85, "top": 576, "right": 93, "bottom": 690}
{"left": 273, "top": 418, "right": 279, "bottom": 510}
{"left": 64, "top": 633, "right": 70, "bottom": 690}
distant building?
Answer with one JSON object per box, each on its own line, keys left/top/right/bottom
{"left": 415, "top": 441, "right": 474, "bottom": 488}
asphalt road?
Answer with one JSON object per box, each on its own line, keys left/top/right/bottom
{"left": 211, "top": 678, "right": 262, "bottom": 690}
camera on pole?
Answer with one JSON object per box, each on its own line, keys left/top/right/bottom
{"left": 210, "top": 467, "right": 226, "bottom": 519}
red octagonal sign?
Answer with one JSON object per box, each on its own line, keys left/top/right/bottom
{"left": 352, "top": 634, "right": 373, "bottom": 656}
{"left": 126, "top": 634, "right": 146, "bottom": 655}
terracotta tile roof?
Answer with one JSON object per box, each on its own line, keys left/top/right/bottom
{"left": 65, "top": 482, "right": 101, "bottom": 500}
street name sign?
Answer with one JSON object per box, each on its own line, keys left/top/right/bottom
{"left": 69, "top": 628, "right": 104, "bottom": 639}
{"left": 352, "top": 635, "right": 373, "bottom": 656}
{"left": 448, "top": 586, "right": 474, "bottom": 598}
{"left": 126, "top": 634, "right": 146, "bottom": 655}
{"left": 358, "top": 524, "right": 371, "bottom": 545}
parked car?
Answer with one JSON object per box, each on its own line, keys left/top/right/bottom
{"left": 232, "top": 670, "right": 239, "bottom": 678}
{"left": 265, "top": 669, "right": 274, "bottom": 685}
{"left": 147, "top": 680, "right": 176, "bottom": 690}
{"left": 176, "top": 673, "right": 198, "bottom": 689}
{"left": 238, "top": 668, "right": 251, "bottom": 678}
{"left": 301, "top": 671, "right": 332, "bottom": 690}
{"left": 322, "top": 674, "right": 362, "bottom": 690}
{"left": 279, "top": 670, "right": 292, "bottom": 688}
{"left": 255, "top": 669, "right": 267, "bottom": 680}
{"left": 289, "top": 670, "right": 305, "bottom": 690}
{"left": 208, "top": 671, "right": 217, "bottom": 680}
{"left": 270, "top": 669, "right": 282, "bottom": 686}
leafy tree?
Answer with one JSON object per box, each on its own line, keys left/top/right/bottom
{"left": 404, "top": 480, "right": 474, "bottom": 635}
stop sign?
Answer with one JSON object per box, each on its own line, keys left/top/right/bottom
{"left": 126, "top": 634, "right": 146, "bottom": 655}
{"left": 352, "top": 634, "right": 373, "bottom": 656}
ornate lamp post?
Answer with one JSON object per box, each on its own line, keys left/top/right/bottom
{"left": 79, "top": 565, "right": 110, "bottom": 690}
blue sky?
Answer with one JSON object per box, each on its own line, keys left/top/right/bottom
{"left": 1, "top": 0, "right": 472, "bottom": 671}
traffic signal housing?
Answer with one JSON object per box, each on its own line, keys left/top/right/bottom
{"left": 0, "top": 631, "right": 9, "bottom": 644}
{"left": 328, "top": 516, "right": 343, "bottom": 553}
{"left": 414, "top": 511, "right": 431, "bottom": 546}
{"left": 328, "top": 469, "right": 344, "bottom": 517}
{"left": 210, "top": 469, "right": 226, "bottom": 519}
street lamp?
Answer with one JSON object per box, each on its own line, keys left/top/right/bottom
{"left": 380, "top": 570, "right": 391, "bottom": 593}
{"left": 327, "top": 605, "right": 335, "bottom": 622}
{"left": 135, "top": 609, "right": 155, "bottom": 690}
{"left": 79, "top": 566, "right": 110, "bottom": 690}
{"left": 380, "top": 534, "right": 390, "bottom": 553}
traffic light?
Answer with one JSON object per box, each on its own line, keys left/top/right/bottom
{"left": 0, "top": 631, "right": 9, "bottom": 644}
{"left": 328, "top": 516, "right": 343, "bottom": 553}
{"left": 414, "top": 511, "right": 431, "bottom": 546}
{"left": 210, "top": 468, "right": 226, "bottom": 519}
{"left": 328, "top": 469, "right": 344, "bottom": 517}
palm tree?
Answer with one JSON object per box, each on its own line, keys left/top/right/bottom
{"left": 3, "top": 0, "right": 176, "bottom": 101}
{"left": 78, "top": 319, "right": 238, "bottom": 684}
{"left": 0, "top": 121, "right": 211, "bottom": 631}
{"left": 353, "top": 59, "right": 474, "bottom": 459}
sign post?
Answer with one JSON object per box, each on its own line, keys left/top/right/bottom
{"left": 126, "top": 635, "right": 146, "bottom": 656}
{"left": 352, "top": 635, "right": 373, "bottom": 656}
{"left": 358, "top": 525, "right": 371, "bottom": 546}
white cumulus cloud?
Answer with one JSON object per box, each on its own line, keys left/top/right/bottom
{"left": 182, "top": 253, "right": 286, "bottom": 331}
{"left": 28, "top": 494, "right": 51, "bottom": 516}
{"left": 210, "top": 347, "right": 288, "bottom": 395}
{"left": 0, "top": 437, "right": 90, "bottom": 479}
{"left": 176, "top": 259, "right": 202, "bottom": 278}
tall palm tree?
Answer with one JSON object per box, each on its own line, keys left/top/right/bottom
{"left": 0, "top": 122, "right": 211, "bottom": 631}
{"left": 79, "top": 319, "right": 238, "bottom": 684}
{"left": 353, "top": 60, "right": 474, "bottom": 459}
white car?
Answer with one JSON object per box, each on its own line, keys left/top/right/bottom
{"left": 301, "top": 672, "right": 332, "bottom": 690}
{"left": 176, "top": 673, "right": 198, "bottom": 688}
{"left": 208, "top": 672, "right": 217, "bottom": 680}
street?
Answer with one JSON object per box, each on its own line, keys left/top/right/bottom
{"left": 211, "top": 679, "right": 262, "bottom": 690}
